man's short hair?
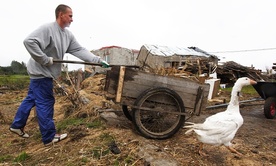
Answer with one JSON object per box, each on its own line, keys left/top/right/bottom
{"left": 55, "top": 4, "right": 71, "bottom": 19}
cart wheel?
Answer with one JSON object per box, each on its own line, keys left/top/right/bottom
{"left": 122, "top": 105, "right": 132, "bottom": 121}
{"left": 264, "top": 97, "right": 276, "bottom": 119}
{"left": 132, "top": 87, "right": 185, "bottom": 139}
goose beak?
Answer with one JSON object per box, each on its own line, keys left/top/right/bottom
{"left": 250, "top": 79, "right": 257, "bottom": 85}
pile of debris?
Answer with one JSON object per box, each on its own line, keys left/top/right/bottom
{"left": 216, "top": 61, "right": 269, "bottom": 85}
{"left": 139, "top": 58, "right": 212, "bottom": 82}
{"left": 140, "top": 60, "right": 269, "bottom": 85}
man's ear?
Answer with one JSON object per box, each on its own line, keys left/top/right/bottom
{"left": 59, "top": 12, "right": 63, "bottom": 18}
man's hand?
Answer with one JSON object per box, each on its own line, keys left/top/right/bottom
{"left": 46, "top": 57, "right": 53, "bottom": 66}
{"left": 101, "top": 60, "right": 110, "bottom": 68}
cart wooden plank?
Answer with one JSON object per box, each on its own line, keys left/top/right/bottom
{"left": 115, "top": 66, "right": 125, "bottom": 102}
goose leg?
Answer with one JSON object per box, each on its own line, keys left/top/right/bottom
{"left": 226, "top": 146, "right": 242, "bottom": 155}
{"left": 198, "top": 143, "right": 208, "bottom": 156}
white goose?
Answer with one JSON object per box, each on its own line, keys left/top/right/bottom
{"left": 184, "top": 77, "right": 257, "bottom": 156}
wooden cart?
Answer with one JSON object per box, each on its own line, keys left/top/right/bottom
{"left": 104, "top": 66, "right": 210, "bottom": 139}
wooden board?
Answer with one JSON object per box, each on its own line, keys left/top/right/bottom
{"left": 104, "top": 66, "right": 210, "bottom": 111}
{"left": 115, "top": 66, "right": 125, "bottom": 102}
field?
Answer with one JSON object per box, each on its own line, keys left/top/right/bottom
{"left": 1, "top": 74, "right": 276, "bottom": 165}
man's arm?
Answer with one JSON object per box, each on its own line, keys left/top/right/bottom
{"left": 23, "top": 26, "right": 53, "bottom": 66}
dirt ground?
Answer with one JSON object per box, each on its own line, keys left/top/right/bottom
{"left": 1, "top": 74, "right": 276, "bottom": 166}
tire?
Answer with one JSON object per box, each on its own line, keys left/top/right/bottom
{"left": 132, "top": 87, "right": 185, "bottom": 139}
{"left": 122, "top": 105, "right": 132, "bottom": 121}
{"left": 264, "top": 97, "right": 276, "bottom": 119}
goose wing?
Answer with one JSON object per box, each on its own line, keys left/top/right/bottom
{"left": 197, "top": 111, "right": 242, "bottom": 137}
{"left": 200, "top": 118, "right": 238, "bottom": 137}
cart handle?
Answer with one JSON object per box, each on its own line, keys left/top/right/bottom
{"left": 53, "top": 59, "right": 140, "bottom": 68}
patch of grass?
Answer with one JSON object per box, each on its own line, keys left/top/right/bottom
{"left": 124, "top": 155, "right": 134, "bottom": 164}
{"left": 0, "top": 154, "right": 12, "bottom": 162}
{"left": 81, "top": 157, "right": 88, "bottom": 163}
{"left": 56, "top": 118, "right": 85, "bottom": 131}
{"left": 14, "top": 151, "right": 30, "bottom": 162}
{"left": 221, "top": 85, "right": 257, "bottom": 95}
{"left": 89, "top": 133, "right": 116, "bottom": 160}
{"left": 86, "top": 119, "right": 103, "bottom": 128}
{"left": 102, "top": 149, "right": 110, "bottom": 156}
{"left": 99, "top": 132, "right": 115, "bottom": 144}
{"left": 91, "top": 147, "right": 101, "bottom": 159}
{"left": 114, "top": 160, "right": 119, "bottom": 166}
{"left": 0, "top": 75, "right": 29, "bottom": 90}
{"left": 90, "top": 146, "right": 110, "bottom": 159}
{"left": 33, "top": 130, "right": 42, "bottom": 140}
{"left": 56, "top": 117, "right": 104, "bottom": 132}
{"left": 241, "top": 85, "right": 258, "bottom": 95}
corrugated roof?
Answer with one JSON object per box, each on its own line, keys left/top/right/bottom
{"left": 143, "top": 44, "right": 210, "bottom": 57}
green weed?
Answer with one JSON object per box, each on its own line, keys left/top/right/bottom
{"left": 14, "top": 151, "right": 30, "bottom": 162}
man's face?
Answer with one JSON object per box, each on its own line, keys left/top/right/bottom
{"left": 60, "top": 8, "right": 73, "bottom": 28}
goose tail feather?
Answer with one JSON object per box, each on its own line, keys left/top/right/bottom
{"left": 183, "top": 122, "right": 199, "bottom": 134}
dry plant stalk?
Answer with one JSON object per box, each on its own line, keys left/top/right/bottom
{"left": 54, "top": 70, "right": 85, "bottom": 108}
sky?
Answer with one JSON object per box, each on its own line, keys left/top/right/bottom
{"left": 1, "top": 0, "right": 276, "bottom": 71}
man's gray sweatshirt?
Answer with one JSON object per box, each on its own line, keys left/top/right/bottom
{"left": 24, "top": 21, "right": 102, "bottom": 79}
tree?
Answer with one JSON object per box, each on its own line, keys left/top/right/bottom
{"left": 0, "top": 66, "right": 13, "bottom": 75}
{"left": 10, "top": 60, "right": 27, "bottom": 74}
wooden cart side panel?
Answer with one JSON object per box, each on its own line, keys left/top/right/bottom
{"left": 124, "top": 69, "right": 209, "bottom": 109}
{"left": 105, "top": 66, "right": 210, "bottom": 109}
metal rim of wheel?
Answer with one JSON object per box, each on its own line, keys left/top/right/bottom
{"left": 132, "top": 87, "right": 185, "bottom": 139}
{"left": 270, "top": 103, "right": 276, "bottom": 117}
{"left": 264, "top": 97, "right": 276, "bottom": 119}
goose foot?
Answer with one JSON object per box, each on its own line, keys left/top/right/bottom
{"left": 198, "top": 143, "right": 209, "bottom": 156}
{"left": 226, "top": 146, "right": 243, "bottom": 156}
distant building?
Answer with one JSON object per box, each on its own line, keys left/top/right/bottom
{"left": 93, "top": 46, "right": 139, "bottom": 65}
{"left": 85, "top": 46, "right": 139, "bottom": 73}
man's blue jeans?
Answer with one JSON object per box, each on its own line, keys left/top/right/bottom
{"left": 11, "top": 77, "right": 56, "bottom": 144}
